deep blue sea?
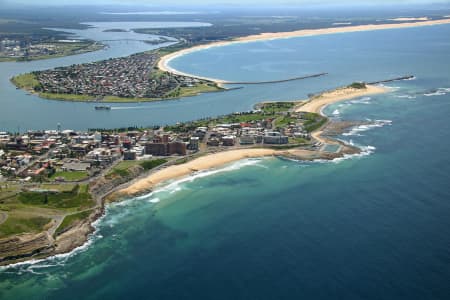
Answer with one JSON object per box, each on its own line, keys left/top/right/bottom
{"left": 1, "top": 24, "right": 450, "bottom": 299}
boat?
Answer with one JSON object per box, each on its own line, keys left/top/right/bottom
{"left": 94, "top": 106, "right": 111, "bottom": 110}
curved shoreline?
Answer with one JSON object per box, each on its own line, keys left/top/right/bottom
{"left": 158, "top": 18, "right": 450, "bottom": 82}
{"left": 114, "top": 84, "right": 389, "bottom": 198}
{"left": 0, "top": 83, "right": 390, "bottom": 267}
{"left": 297, "top": 84, "right": 388, "bottom": 115}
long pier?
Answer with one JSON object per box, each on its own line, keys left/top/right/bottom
{"left": 222, "top": 72, "right": 328, "bottom": 85}
{"left": 368, "top": 75, "right": 415, "bottom": 85}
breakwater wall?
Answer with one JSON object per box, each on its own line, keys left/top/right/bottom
{"left": 368, "top": 75, "right": 415, "bottom": 85}
{"left": 223, "top": 72, "right": 328, "bottom": 85}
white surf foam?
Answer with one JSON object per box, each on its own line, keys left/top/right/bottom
{"left": 329, "top": 144, "right": 376, "bottom": 163}
{"left": 396, "top": 94, "right": 416, "bottom": 99}
{"left": 424, "top": 88, "right": 450, "bottom": 97}
{"left": 154, "top": 158, "right": 265, "bottom": 194}
{"left": 342, "top": 119, "right": 392, "bottom": 137}
{"left": 0, "top": 159, "right": 271, "bottom": 271}
{"left": 349, "top": 96, "right": 372, "bottom": 105}
{"left": 332, "top": 22, "right": 352, "bottom": 25}
{"left": 0, "top": 210, "right": 107, "bottom": 272}
{"left": 149, "top": 197, "right": 160, "bottom": 203}
{"left": 310, "top": 144, "right": 376, "bottom": 165}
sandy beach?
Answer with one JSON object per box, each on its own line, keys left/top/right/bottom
{"left": 295, "top": 85, "right": 388, "bottom": 115}
{"left": 117, "top": 148, "right": 322, "bottom": 197}
{"left": 116, "top": 84, "right": 389, "bottom": 197}
{"left": 158, "top": 17, "right": 450, "bottom": 82}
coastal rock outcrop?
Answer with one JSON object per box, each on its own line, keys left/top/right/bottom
{"left": 0, "top": 232, "right": 54, "bottom": 264}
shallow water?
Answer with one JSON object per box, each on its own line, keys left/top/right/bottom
{"left": 1, "top": 23, "right": 450, "bottom": 300}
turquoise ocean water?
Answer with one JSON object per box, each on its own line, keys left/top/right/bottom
{"left": 1, "top": 24, "right": 450, "bottom": 299}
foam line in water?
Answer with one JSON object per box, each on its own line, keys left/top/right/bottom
{"left": 349, "top": 96, "right": 372, "bottom": 105}
{"left": 395, "top": 94, "right": 416, "bottom": 99}
{"left": 423, "top": 88, "right": 450, "bottom": 97}
{"left": 342, "top": 119, "right": 392, "bottom": 137}
{"left": 132, "top": 158, "right": 268, "bottom": 203}
{"left": 332, "top": 109, "right": 340, "bottom": 116}
{"left": 155, "top": 158, "right": 265, "bottom": 193}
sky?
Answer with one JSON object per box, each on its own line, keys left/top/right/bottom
{"left": 2, "top": 0, "right": 450, "bottom": 6}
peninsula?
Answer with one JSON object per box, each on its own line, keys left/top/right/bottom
{"left": 114, "top": 82, "right": 388, "bottom": 198}
{"left": 0, "top": 81, "right": 389, "bottom": 266}
{"left": 11, "top": 52, "right": 223, "bottom": 102}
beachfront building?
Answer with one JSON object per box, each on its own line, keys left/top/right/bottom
{"left": 263, "top": 132, "right": 289, "bottom": 145}
{"left": 143, "top": 135, "right": 187, "bottom": 156}
{"left": 222, "top": 135, "right": 236, "bottom": 146}
{"left": 239, "top": 135, "right": 256, "bottom": 145}
{"left": 188, "top": 137, "right": 200, "bottom": 150}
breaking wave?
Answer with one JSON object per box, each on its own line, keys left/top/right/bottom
{"left": 342, "top": 119, "right": 392, "bottom": 137}
{"left": 349, "top": 96, "right": 372, "bottom": 105}
{"left": 136, "top": 158, "right": 268, "bottom": 202}
{"left": 395, "top": 94, "right": 417, "bottom": 99}
{"left": 424, "top": 88, "right": 450, "bottom": 97}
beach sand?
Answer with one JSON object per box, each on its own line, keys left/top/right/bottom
{"left": 295, "top": 85, "right": 388, "bottom": 115}
{"left": 158, "top": 18, "right": 450, "bottom": 82}
{"left": 117, "top": 18, "right": 417, "bottom": 198}
{"left": 117, "top": 148, "right": 321, "bottom": 197}
{"left": 116, "top": 85, "right": 389, "bottom": 197}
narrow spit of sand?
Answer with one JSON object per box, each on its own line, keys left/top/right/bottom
{"left": 295, "top": 85, "right": 388, "bottom": 115}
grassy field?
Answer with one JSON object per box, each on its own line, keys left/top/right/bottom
{"left": 50, "top": 171, "right": 89, "bottom": 181}
{"left": 140, "top": 159, "right": 168, "bottom": 170}
{"left": 112, "top": 160, "right": 143, "bottom": 171}
{"left": 10, "top": 73, "right": 41, "bottom": 90}
{"left": 289, "top": 137, "right": 309, "bottom": 144}
{"left": 0, "top": 182, "right": 96, "bottom": 238}
{"left": 274, "top": 115, "right": 298, "bottom": 128}
{"left": 260, "top": 102, "right": 295, "bottom": 113}
{"left": 0, "top": 215, "right": 52, "bottom": 237}
{"left": 55, "top": 209, "right": 93, "bottom": 236}
{"left": 107, "top": 159, "right": 168, "bottom": 178}
{"left": 302, "top": 113, "right": 328, "bottom": 132}
{"left": 167, "top": 83, "right": 223, "bottom": 98}
{"left": 17, "top": 184, "right": 94, "bottom": 210}
{"left": 39, "top": 92, "right": 96, "bottom": 101}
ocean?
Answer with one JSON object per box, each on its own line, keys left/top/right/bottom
{"left": 1, "top": 24, "right": 450, "bottom": 299}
